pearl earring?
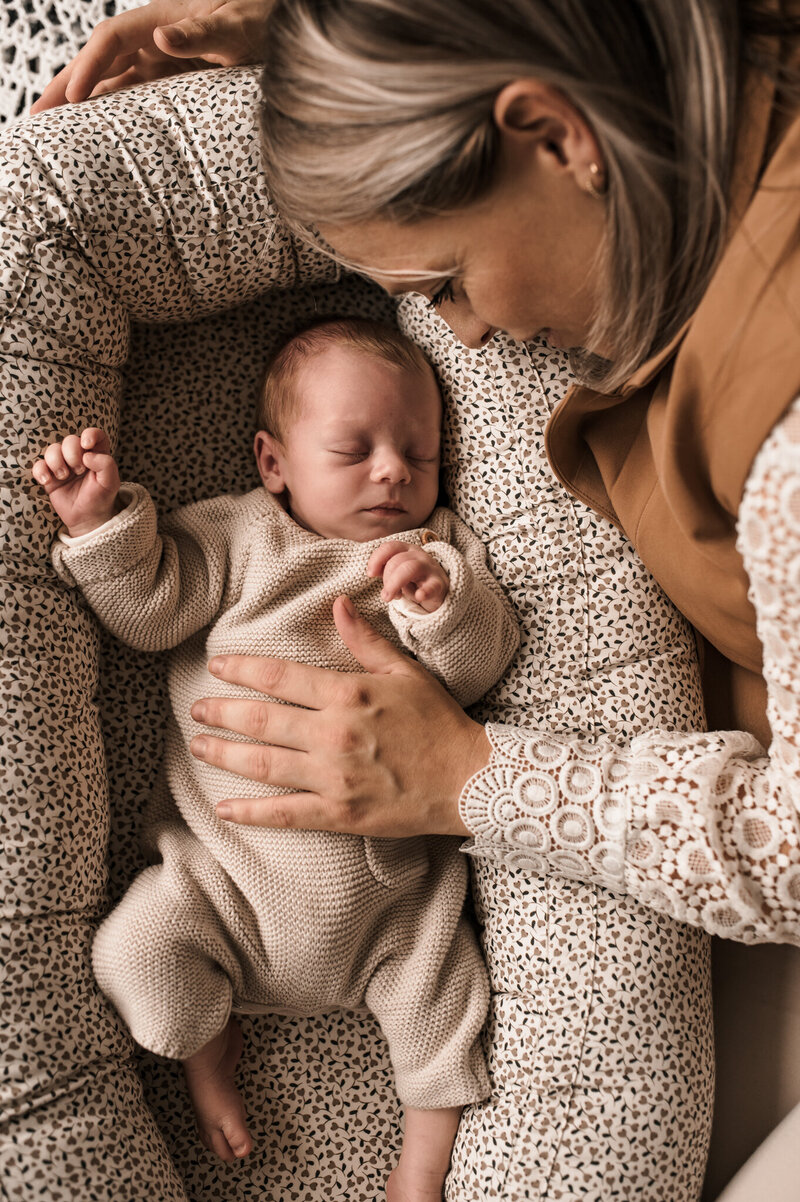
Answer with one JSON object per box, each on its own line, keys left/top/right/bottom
{"left": 582, "top": 161, "right": 606, "bottom": 199}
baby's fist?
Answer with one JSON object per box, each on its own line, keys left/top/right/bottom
{"left": 32, "top": 427, "right": 121, "bottom": 537}
{"left": 367, "top": 541, "right": 450, "bottom": 613}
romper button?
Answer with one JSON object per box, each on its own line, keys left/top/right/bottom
{"left": 420, "top": 529, "right": 437, "bottom": 545}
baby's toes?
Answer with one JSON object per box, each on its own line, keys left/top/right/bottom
{"left": 203, "top": 1123, "right": 238, "bottom": 1163}
{"left": 196, "top": 1099, "right": 252, "bottom": 1162}
{"left": 204, "top": 1105, "right": 252, "bottom": 1160}
{"left": 221, "top": 1113, "right": 253, "bottom": 1159}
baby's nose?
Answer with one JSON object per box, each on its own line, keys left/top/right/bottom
{"left": 371, "top": 451, "right": 411, "bottom": 483}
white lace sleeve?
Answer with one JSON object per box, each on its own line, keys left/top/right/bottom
{"left": 459, "top": 396, "right": 800, "bottom": 946}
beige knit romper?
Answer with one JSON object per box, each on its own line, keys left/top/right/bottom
{"left": 52, "top": 483, "right": 519, "bottom": 1110}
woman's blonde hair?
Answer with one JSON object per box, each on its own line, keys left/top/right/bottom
{"left": 260, "top": 0, "right": 798, "bottom": 391}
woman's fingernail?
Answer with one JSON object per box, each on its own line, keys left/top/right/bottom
{"left": 208, "top": 657, "right": 226, "bottom": 675}
{"left": 192, "top": 703, "right": 207, "bottom": 722}
{"left": 341, "top": 596, "right": 355, "bottom": 617}
{"left": 161, "top": 24, "right": 187, "bottom": 45}
{"left": 191, "top": 736, "right": 208, "bottom": 756}
{"left": 216, "top": 804, "right": 232, "bottom": 820}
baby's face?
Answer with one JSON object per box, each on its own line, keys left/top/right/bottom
{"left": 258, "top": 345, "right": 442, "bottom": 542}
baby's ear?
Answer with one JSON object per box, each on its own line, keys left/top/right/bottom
{"left": 254, "top": 430, "right": 287, "bottom": 495}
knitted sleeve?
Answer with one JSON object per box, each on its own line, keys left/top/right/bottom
{"left": 51, "top": 483, "right": 239, "bottom": 652}
{"left": 457, "top": 397, "right": 800, "bottom": 947}
{"left": 388, "top": 511, "right": 520, "bottom": 708}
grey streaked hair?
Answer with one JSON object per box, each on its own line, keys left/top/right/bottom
{"left": 260, "top": 0, "right": 797, "bottom": 391}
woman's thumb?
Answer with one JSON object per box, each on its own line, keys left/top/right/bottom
{"left": 154, "top": 12, "right": 257, "bottom": 64}
{"left": 333, "top": 596, "right": 408, "bottom": 675}
{"left": 154, "top": 19, "right": 214, "bottom": 53}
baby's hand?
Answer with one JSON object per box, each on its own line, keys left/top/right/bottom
{"left": 367, "top": 541, "right": 450, "bottom": 614}
{"left": 31, "top": 428, "right": 121, "bottom": 537}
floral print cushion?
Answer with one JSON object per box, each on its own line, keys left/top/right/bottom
{"left": 0, "top": 67, "right": 407, "bottom": 1201}
{"left": 1, "top": 59, "right": 715, "bottom": 1202}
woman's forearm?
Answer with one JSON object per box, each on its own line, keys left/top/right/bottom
{"left": 460, "top": 399, "right": 800, "bottom": 946}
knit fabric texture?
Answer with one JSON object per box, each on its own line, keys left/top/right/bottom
{"left": 52, "top": 483, "right": 520, "bottom": 1109}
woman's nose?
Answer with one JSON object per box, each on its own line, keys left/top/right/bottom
{"left": 438, "top": 298, "right": 496, "bottom": 350}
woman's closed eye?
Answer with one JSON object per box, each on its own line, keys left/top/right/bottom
{"left": 427, "top": 280, "right": 456, "bottom": 310}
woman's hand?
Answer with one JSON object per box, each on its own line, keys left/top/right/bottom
{"left": 30, "top": 0, "right": 274, "bottom": 114}
{"left": 189, "top": 596, "right": 490, "bottom": 836}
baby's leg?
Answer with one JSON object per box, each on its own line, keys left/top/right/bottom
{"left": 91, "top": 854, "right": 253, "bottom": 1159}
{"left": 386, "top": 1106, "right": 463, "bottom": 1202}
{"left": 182, "top": 1016, "right": 252, "bottom": 1162}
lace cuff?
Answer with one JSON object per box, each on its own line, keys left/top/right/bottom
{"left": 459, "top": 723, "right": 628, "bottom": 883}
{"left": 458, "top": 722, "right": 800, "bottom": 943}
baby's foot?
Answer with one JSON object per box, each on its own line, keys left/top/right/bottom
{"left": 182, "top": 1017, "right": 252, "bottom": 1162}
{"left": 385, "top": 1162, "right": 446, "bottom": 1202}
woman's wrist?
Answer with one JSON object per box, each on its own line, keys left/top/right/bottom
{"left": 444, "top": 717, "right": 491, "bottom": 836}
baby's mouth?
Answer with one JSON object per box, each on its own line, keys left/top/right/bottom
{"left": 365, "top": 501, "right": 406, "bottom": 514}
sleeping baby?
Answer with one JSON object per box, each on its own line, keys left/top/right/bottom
{"left": 32, "top": 316, "right": 519, "bottom": 1202}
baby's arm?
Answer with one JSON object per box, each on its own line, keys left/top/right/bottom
{"left": 34, "top": 428, "right": 234, "bottom": 652}
{"left": 374, "top": 518, "right": 520, "bottom": 708}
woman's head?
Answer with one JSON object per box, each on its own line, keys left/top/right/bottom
{"left": 259, "top": 1, "right": 780, "bottom": 388}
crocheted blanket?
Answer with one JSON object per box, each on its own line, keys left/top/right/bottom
{"left": 0, "top": 0, "right": 140, "bottom": 124}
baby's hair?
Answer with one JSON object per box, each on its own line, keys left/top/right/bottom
{"left": 257, "top": 315, "right": 434, "bottom": 443}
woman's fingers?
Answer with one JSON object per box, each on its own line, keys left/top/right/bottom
{"left": 190, "top": 734, "right": 314, "bottom": 790}
{"left": 190, "top": 696, "right": 314, "bottom": 750}
{"left": 153, "top": 12, "right": 255, "bottom": 65}
{"left": 88, "top": 61, "right": 177, "bottom": 101}
{"left": 31, "top": 3, "right": 189, "bottom": 112}
{"left": 32, "top": 12, "right": 160, "bottom": 109}
{"left": 332, "top": 596, "right": 414, "bottom": 674}
{"left": 30, "top": 0, "right": 272, "bottom": 113}
{"left": 214, "top": 793, "right": 350, "bottom": 829}
{"left": 206, "top": 653, "right": 351, "bottom": 709}
{"left": 158, "top": 0, "right": 279, "bottom": 64}
{"left": 31, "top": 59, "right": 88, "bottom": 113}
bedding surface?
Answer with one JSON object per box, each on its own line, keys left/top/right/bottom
{"left": 1, "top": 64, "right": 712, "bottom": 1200}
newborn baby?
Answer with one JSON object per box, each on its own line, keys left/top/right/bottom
{"left": 33, "top": 316, "right": 519, "bottom": 1202}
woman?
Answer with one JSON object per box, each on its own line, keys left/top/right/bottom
{"left": 35, "top": 0, "right": 800, "bottom": 1197}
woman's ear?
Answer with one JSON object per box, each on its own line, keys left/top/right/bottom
{"left": 254, "top": 430, "right": 287, "bottom": 495}
{"left": 492, "top": 79, "right": 605, "bottom": 188}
